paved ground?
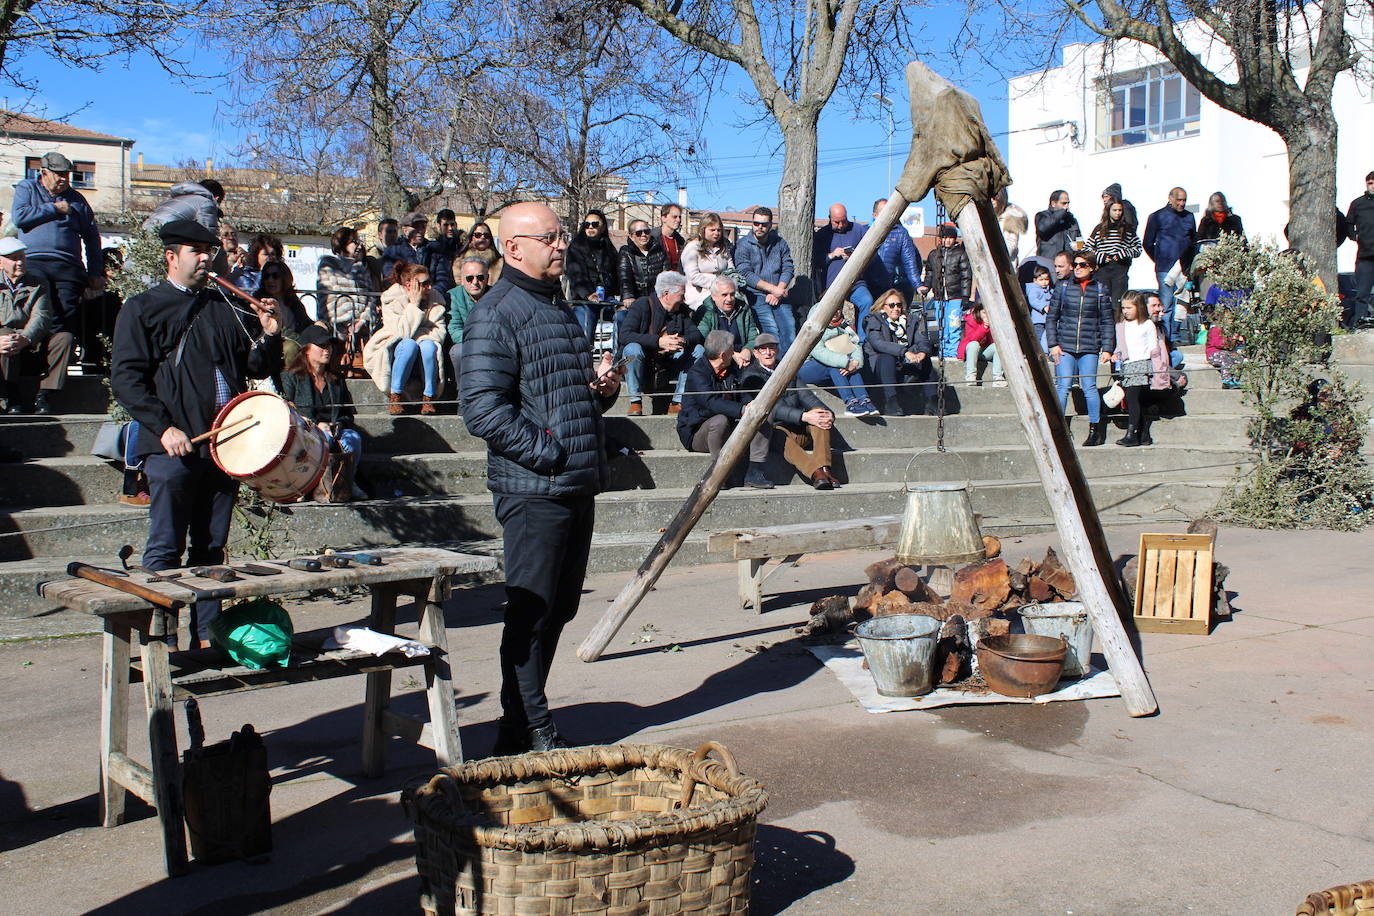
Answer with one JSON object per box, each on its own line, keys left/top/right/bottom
{"left": 1, "top": 523, "right": 1372, "bottom": 915}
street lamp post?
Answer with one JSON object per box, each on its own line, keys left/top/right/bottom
{"left": 873, "top": 94, "right": 895, "bottom": 190}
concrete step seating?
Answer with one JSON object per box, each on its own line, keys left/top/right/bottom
{"left": 9, "top": 338, "right": 1363, "bottom": 629}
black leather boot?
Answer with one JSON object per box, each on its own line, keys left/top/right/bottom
{"left": 1116, "top": 425, "right": 1141, "bottom": 447}
{"left": 489, "top": 718, "right": 533, "bottom": 757}
{"left": 1139, "top": 418, "right": 1153, "bottom": 445}
{"left": 1082, "top": 420, "right": 1108, "bottom": 447}
{"left": 530, "top": 723, "right": 571, "bottom": 752}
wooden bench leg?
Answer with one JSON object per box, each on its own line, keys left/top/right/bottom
{"left": 362, "top": 587, "right": 399, "bottom": 778}
{"left": 141, "top": 611, "right": 188, "bottom": 877}
{"left": 100, "top": 616, "right": 133, "bottom": 827}
{"left": 418, "top": 577, "right": 462, "bottom": 766}
{"left": 738, "top": 558, "right": 766, "bottom": 613}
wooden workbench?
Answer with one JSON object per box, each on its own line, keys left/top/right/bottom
{"left": 39, "top": 547, "right": 498, "bottom": 878}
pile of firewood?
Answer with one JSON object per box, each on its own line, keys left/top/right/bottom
{"left": 800, "top": 547, "right": 1080, "bottom": 686}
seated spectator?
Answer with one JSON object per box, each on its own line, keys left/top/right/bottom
{"left": 681, "top": 212, "right": 734, "bottom": 309}
{"left": 446, "top": 255, "right": 491, "bottom": 393}
{"left": 458, "top": 221, "right": 502, "bottom": 286}
{"left": 618, "top": 270, "right": 704, "bottom": 417}
{"left": 1206, "top": 322, "right": 1242, "bottom": 389}
{"left": 862, "top": 287, "right": 935, "bottom": 416}
{"left": 740, "top": 333, "right": 839, "bottom": 489}
{"left": 676, "top": 329, "right": 773, "bottom": 488}
{"left": 0, "top": 237, "right": 65, "bottom": 415}
{"left": 363, "top": 262, "right": 446, "bottom": 415}
{"left": 279, "top": 323, "right": 364, "bottom": 500}
{"left": 256, "top": 261, "right": 314, "bottom": 333}
{"left": 617, "top": 218, "right": 664, "bottom": 305}
{"left": 734, "top": 206, "right": 797, "bottom": 353}
{"left": 381, "top": 225, "right": 427, "bottom": 287}
{"left": 959, "top": 303, "right": 1004, "bottom": 386}
{"left": 694, "top": 275, "right": 758, "bottom": 365}
{"left": 566, "top": 208, "right": 620, "bottom": 346}
{"left": 317, "top": 226, "right": 375, "bottom": 326}
{"left": 1146, "top": 292, "right": 1186, "bottom": 371}
{"left": 799, "top": 309, "right": 879, "bottom": 417}
{"left": 232, "top": 233, "right": 283, "bottom": 291}
{"left": 1024, "top": 263, "right": 1052, "bottom": 350}
{"left": 813, "top": 203, "right": 874, "bottom": 340}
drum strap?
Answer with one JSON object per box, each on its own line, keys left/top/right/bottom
{"left": 171, "top": 302, "right": 208, "bottom": 368}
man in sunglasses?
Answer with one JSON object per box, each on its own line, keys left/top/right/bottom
{"left": 735, "top": 206, "right": 797, "bottom": 352}
{"left": 446, "top": 255, "right": 491, "bottom": 391}
{"left": 11, "top": 151, "right": 106, "bottom": 411}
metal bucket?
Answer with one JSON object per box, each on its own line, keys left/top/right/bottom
{"left": 895, "top": 450, "right": 985, "bottom": 566}
{"left": 854, "top": 614, "right": 941, "bottom": 697}
{"left": 1018, "top": 601, "right": 1093, "bottom": 677}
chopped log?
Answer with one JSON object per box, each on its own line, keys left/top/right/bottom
{"left": 1037, "top": 547, "right": 1077, "bottom": 598}
{"left": 927, "top": 565, "right": 954, "bottom": 598}
{"left": 935, "top": 615, "right": 970, "bottom": 684}
{"left": 1213, "top": 562, "right": 1232, "bottom": 617}
{"left": 853, "top": 582, "right": 885, "bottom": 615}
{"left": 945, "top": 599, "right": 988, "bottom": 621}
{"left": 799, "top": 595, "right": 853, "bottom": 636}
{"left": 1187, "top": 517, "right": 1220, "bottom": 543}
{"left": 1120, "top": 555, "right": 1139, "bottom": 608}
{"left": 894, "top": 567, "right": 942, "bottom": 604}
{"left": 864, "top": 556, "right": 904, "bottom": 587}
{"left": 872, "top": 590, "right": 913, "bottom": 617}
{"left": 909, "top": 600, "right": 955, "bottom": 621}
{"left": 968, "top": 615, "right": 1011, "bottom": 645}
{"left": 1027, "top": 575, "right": 1055, "bottom": 603}
{"left": 950, "top": 558, "right": 1012, "bottom": 611}
{"left": 982, "top": 535, "right": 1002, "bottom": 559}
{"left": 1008, "top": 565, "right": 1029, "bottom": 594}
{"left": 1014, "top": 556, "right": 1036, "bottom": 577}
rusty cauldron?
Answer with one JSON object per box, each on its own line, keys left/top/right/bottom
{"left": 976, "top": 634, "right": 1069, "bottom": 698}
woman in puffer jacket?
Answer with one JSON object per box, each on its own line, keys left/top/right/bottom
{"left": 1046, "top": 251, "right": 1116, "bottom": 446}
{"left": 798, "top": 310, "right": 879, "bottom": 417}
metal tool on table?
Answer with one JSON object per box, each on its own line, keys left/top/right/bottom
{"left": 117, "top": 545, "right": 239, "bottom": 602}
{"left": 318, "top": 553, "right": 351, "bottom": 569}
{"left": 64, "top": 561, "right": 186, "bottom": 610}
{"left": 278, "top": 557, "right": 323, "bottom": 572}
{"left": 189, "top": 565, "right": 241, "bottom": 583}
{"left": 232, "top": 563, "right": 283, "bottom": 577}
{"left": 324, "top": 550, "right": 384, "bottom": 566}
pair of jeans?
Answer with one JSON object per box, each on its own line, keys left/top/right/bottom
{"left": 1054, "top": 351, "right": 1103, "bottom": 422}
{"left": 24, "top": 256, "right": 88, "bottom": 336}
{"left": 143, "top": 452, "right": 238, "bottom": 643}
{"left": 391, "top": 338, "right": 438, "bottom": 395}
{"left": 689, "top": 413, "right": 770, "bottom": 462}
{"left": 622, "top": 342, "right": 703, "bottom": 402}
{"left": 847, "top": 284, "right": 874, "bottom": 342}
{"left": 492, "top": 493, "right": 595, "bottom": 730}
{"left": 963, "top": 341, "right": 1002, "bottom": 381}
{"left": 570, "top": 304, "right": 597, "bottom": 349}
{"left": 751, "top": 293, "right": 798, "bottom": 353}
{"left": 932, "top": 299, "right": 963, "bottom": 357}
{"left": 326, "top": 426, "right": 362, "bottom": 456}
{"left": 1155, "top": 270, "right": 1179, "bottom": 343}
{"left": 798, "top": 359, "right": 871, "bottom": 404}
{"left": 1349, "top": 259, "right": 1374, "bottom": 327}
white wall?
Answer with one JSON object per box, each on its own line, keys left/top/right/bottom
{"left": 1007, "top": 13, "right": 1374, "bottom": 282}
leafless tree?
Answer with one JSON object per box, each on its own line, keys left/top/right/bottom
{"left": 986, "top": 0, "right": 1370, "bottom": 285}
{"left": 610, "top": 0, "right": 920, "bottom": 279}
{"left": 0, "top": 0, "right": 201, "bottom": 85}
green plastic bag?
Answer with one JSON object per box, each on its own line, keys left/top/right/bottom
{"left": 209, "top": 598, "right": 294, "bottom": 670}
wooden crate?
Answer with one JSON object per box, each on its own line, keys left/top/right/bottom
{"left": 1133, "top": 532, "right": 1215, "bottom": 635}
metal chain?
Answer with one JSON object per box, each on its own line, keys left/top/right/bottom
{"left": 934, "top": 198, "right": 949, "bottom": 452}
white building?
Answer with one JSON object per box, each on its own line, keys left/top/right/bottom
{"left": 1005, "top": 15, "right": 1374, "bottom": 285}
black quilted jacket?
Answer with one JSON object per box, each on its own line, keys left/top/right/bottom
{"left": 1046, "top": 278, "right": 1116, "bottom": 355}
{"left": 460, "top": 266, "right": 615, "bottom": 496}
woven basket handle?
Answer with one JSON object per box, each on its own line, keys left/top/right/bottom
{"left": 676, "top": 741, "right": 739, "bottom": 810}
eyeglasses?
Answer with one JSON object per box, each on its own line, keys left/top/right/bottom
{"left": 752, "top": 221, "right": 771, "bottom": 228}
{"left": 512, "top": 229, "right": 570, "bottom": 247}
{"left": 1073, "top": 261, "right": 1091, "bottom": 269}
{"left": 582, "top": 221, "right": 602, "bottom": 229}
{"left": 471, "top": 232, "right": 491, "bottom": 239}
{"left": 632, "top": 229, "right": 651, "bottom": 236}
{"left": 462, "top": 274, "right": 488, "bottom": 282}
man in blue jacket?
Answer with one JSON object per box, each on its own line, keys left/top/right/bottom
{"left": 733, "top": 207, "right": 797, "bottom": 352}
{"left": 870, "top": 197, "right": 923, "bottom": 301}
{"left": 12, "top": 151, "right": 106, "bottom": 397}
{"left": 813, "top": 203, "right": 875, "bottom": 340}
{"left": 1143, "top": 187, "right": 1197, "bottom": 343}
{"left": 460, "top": 201, "right": 621, "bottom": 755}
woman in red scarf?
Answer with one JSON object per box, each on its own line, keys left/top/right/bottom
{"left": 1197, "top": 192, "right": 1245, "bottom": 243}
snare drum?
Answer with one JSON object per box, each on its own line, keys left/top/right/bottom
{"left": 210, "top": 390, "right": 329, "bottom": 503}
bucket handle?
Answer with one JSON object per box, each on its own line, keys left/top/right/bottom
{"left": 904, "top": 447, "right": 973, "bottom": 492}
{"left": 676, "top": 741, "right": 739, "bottom": 810}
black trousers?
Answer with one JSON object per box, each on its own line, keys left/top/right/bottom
{"left": 493, "top": 493, "right": 595, "bottom": 730}
{"left": 144, "top": 453, "right": 238, "bottom": 642}
{"left": 1096, "top": 260, "right": 1130, "bottom": 305}
{"left": 1124, "top": 383, "right": 1153, "bottom": 435}
{"left": 868, "top": 352, "right": 936, "bottom": 412}
{"left": 25, "top": 257, "right": 88, "bottom": 336}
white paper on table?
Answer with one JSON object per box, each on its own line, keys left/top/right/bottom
{"left": 807, "top": 641, "right": 1121, "bottom": 714}
{"left": 324, "top": 626, "right": 431, "bottom": 658}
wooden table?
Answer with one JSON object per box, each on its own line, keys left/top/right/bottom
{"left": 39, "top": 547, "right": 497, "bottom": 877}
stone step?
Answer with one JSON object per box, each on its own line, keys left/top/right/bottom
{"left": 0, "top": 475, "right": 1230, "bottom": 567}
{"left": 0, "top": 409, "right": 1264, "bottom": 460}
{"left": 0, "top": 441, "right": 1256, "bottom": 506}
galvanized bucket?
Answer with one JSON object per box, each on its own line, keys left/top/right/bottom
{"left": 895, "top": 450, "right": 985, "bottom": 566}
{"left": 854, "top": 614, "right": 941, "bottom": 697}
{"left": 1018, "top": 601, "right": 1093, "bottom": 677}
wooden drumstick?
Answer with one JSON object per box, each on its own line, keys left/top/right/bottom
{"left": 190, "top": 414, "right": 259, "bottom": 445}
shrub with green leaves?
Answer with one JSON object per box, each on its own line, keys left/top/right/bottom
{"left": 1192, "top": 235, "right": 1371, "bottom": 529}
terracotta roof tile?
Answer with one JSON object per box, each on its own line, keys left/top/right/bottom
{"left": 0, "top": 109, "right": 132, "bottom": 144}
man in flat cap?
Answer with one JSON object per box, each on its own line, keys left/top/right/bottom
{"left": 0, "top": 237, "right": 73, "bottom": 415}
{"left": 11, "top": 151, "right": 107, "bottom": 389}
{"left": 111, "top": 219, "right": 286, "bottom": 646}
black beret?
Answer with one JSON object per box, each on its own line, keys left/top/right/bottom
{"left": 159, "top": 218, "right": 219, "bottom": 247}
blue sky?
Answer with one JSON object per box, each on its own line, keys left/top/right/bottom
{"left": 8, "top": 13, "right": 1014, "bottom": 222}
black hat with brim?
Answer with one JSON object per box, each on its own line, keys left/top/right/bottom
{"left": 296, "top": 322, "right": 342, "bottom": 349}
{"left": 159, "top": 218, "right": 219, "bottom": 248}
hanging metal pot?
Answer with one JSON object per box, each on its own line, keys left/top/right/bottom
{"left": 895, "top": 448, "right": 985, "bottom": 566}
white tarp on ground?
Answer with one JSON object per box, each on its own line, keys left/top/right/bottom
{"left": 807, "top": 642, "right": 1122, "bottom": 714}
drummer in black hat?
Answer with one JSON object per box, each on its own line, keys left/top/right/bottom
{"left": 110, "top": 218, "right": 285, "bottom": 646}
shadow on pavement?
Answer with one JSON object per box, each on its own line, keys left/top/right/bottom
{"left": 751, "top": 826, "right": 855, "bottom": 914}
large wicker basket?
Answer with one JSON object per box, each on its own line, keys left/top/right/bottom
{"left": 403, "top": 741, "right": 768, "bottom": 916}
{"left": 1297, "top": 879, "right": 1374, "bottom": 915}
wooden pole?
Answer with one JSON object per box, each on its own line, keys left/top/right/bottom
{"left": 577, "top": 194, "right": 913, "bottom": 662}
{"left": 955, "top": 201, "right": 1158, "bottom": 717}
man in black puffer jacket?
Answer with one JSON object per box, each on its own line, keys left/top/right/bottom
{"left": 460, "top": 202, "right": 622, "bottom": 755}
